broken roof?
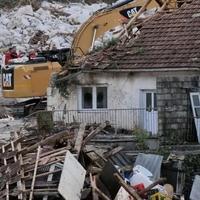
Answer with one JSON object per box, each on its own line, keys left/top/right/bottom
{"left": 83, "top": 0, "right": 200, "bottom": 71}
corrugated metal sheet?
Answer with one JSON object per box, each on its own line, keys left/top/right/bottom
{"left": 134, "top": 153, "right": 163, "bottom": 180}
{"left": 109, "top": 151, "right": 132, "bottom": 169}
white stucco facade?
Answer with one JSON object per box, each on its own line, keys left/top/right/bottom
{"left": 47, "top": 71, "right": 156, "bottom": 110}
{"left": 47, "top": 71, "right": 157, "bottom": 131}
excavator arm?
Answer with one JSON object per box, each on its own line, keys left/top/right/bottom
{"left": 71, "top": 0, "right": 177, "bottom": 57}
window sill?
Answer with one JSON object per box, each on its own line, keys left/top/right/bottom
{"left": 77, "top": 108, "right": 108, "bottom": 113}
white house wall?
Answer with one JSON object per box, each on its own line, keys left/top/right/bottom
{"left": 47, "top": 71, "right": 157, "bottom": 129}
{"left": 48, "top": 72, "right": 156, "bottom": 110}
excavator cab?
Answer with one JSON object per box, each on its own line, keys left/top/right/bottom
{"left": 37, "top": 48, "right": 72, "bottom": 66}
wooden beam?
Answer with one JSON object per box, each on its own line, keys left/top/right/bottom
{"left": 24, "top": 159, "right": 63, "bottom": 174}
{"left": 23, "top": 169, "right": 62, "bottom": 181}
{"left": 15, "top": 132, "right": 26, "bottom": 200}
{"left": 159, "top": 0, "right": 171, "bottom": 11}
{"left": 23, "top": 149, "right": 67, "bottom": 171}
{"left": 82, "top": 123, "right": 106, "bottom": 146}
{"left": 2, "top": 145, "right": 9, "bottom": 200}
{"left": 74, "top": 123, "right": 86, "bottom": 157}
{"left": 119, "top": 0, "right": 153, "bottom": 38}
{"left": 11, "top": 140, "right": 23, "bottom": 200}
{"left": 90, "top": 174, "right": 111, "bottom": 200}
{"left": 114, "top": 173, "right": 142, "bottom": 200}
{"left": 138, "top": 178, "right": 166, "bottom": 196}
{"left": 21, "top": 131, "right": 74, "bottom": 154}
{"left": 104, "top": 146, "right": 124, "bottom": 159}
{"left": 43, "top": 164, "right": 56, "bottom": 200}
{"left": 29, "top": 146, "right": 41, "bottom": 200}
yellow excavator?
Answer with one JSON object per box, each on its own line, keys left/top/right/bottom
{"left": 1, "top": 0, "right": 178, "bottom": 115}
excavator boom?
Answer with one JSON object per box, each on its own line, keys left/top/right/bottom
{"left": 72, "top": 0, "right": 177, "bottom": 57}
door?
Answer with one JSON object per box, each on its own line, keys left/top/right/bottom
{"left": 140, "top": 90, "right": 158, "bottom": 135}
{"left": 190, "top": 92, "right": 200, "bottom": 143}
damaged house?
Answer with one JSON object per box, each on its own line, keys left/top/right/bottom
{"left": 48, "top": 0, "right": 200, "bottom": 144}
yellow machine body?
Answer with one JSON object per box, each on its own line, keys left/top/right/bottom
{"left": 2, "top": 62, "right": 61, "bottom": 98}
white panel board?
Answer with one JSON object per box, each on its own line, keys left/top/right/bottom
{"left": 190, "top": 92, "right": 200, "bottom": 143}
{"left": 190, "top": 175, "right": 200, "bottom": 200}
{"left": 58, "top": 150, "right": 86, "bottom": 200}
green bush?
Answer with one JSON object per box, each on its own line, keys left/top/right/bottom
{"left": 133, "top": 128, "right": 149, "bottom": 150}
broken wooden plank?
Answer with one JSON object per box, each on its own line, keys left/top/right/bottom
{"left": 0, "top": 150, "right": 18, "bottom": 160}
{"left": 138, "top": 178, "right": 166, "bottom": 196}
{"left": 159, "top": 0, "right": 171, "bottom": 11}
{"left": 23, "top": 169, "right": 62, "bottom": 181}
{"left": 15, "top": 132, "right": 26, "bottom": 200}
{"left": 90, "top": 174, "right": 111, "bottom": 200}
{"left": 119, "top": 0, "right": 152, "bottom": 38}
{"left": 11, "top": 140, "right": 23, "bottom": 200}
{"left": 43, "top": 164, "right": 56, "bottom": 200}
{"left": 0, "top": 161, "right": 21, "bottom": 175}
{"left": 82, "top": 123, "right": 106, "bottom": 146}
{"left": 0, "top": 137, "right": 23, "bottom": 153}
{"left": 74, "top": 123, "right": 86, "bottom": 157}
{"left": 24, "top": 189, "right": 58, "bottom": 196}
{"left": 8, "top": 175, "right": 22, "bottom": 185}
{"left": 23, "top": 149, "right": 67, "bottom": 170}
{"left": 104, "top": 146, "right": 124, "bottom": 159}
{"left": 114, "top": 173, "right": 142, "bottom": 200}
{"left": 29, "top": 146, "right": 41, "bottom": 200}
{"left": 2, "top": 145, "right": 9, "bottom": 200}
{"left": 21, "top": 130, "right": 74, "bottom": 154}
{"left": 24, "top": 159, "right": 63, "bottom": 174}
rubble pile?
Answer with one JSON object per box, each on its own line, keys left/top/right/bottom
{"left": 0, "top": 120, "right": 189, "bottom": 200}
{"left": 0, "top": 1, "right": 107, "bottom": 52}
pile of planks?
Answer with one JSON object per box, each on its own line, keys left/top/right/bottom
{"left": 0, "top": 122, "right": 174, "bottom": 200}
{"left": 0, "top": 122, "right": 107, "bottom": 199}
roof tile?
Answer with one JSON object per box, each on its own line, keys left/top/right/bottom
{"left": 83, "top": 0, "right": 200, "bottom": 71}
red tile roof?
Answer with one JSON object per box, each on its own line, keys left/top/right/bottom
{"left": 83, "top": 0, "right": 200, "bottom": 71}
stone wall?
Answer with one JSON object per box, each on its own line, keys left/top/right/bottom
{"left": 157, "top": 76, "right": 200, "bottom": 144}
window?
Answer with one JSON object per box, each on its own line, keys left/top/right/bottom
{"left": 97, "top": 87, "right": 107, "bottom": 108}
{"left": 80, "top": 86, "right": 107, "bottom": 109}
{"left": 146, "top": 93, "right": 152, "bottom": 111}
{"left": 191, "top": 93, "right": 200, "bottom": 118}
{"left": 82, "top": 87, "right": 93, "bottom": 109}
{"left": 145, "top": 92, "right": 157, "bottom": 111}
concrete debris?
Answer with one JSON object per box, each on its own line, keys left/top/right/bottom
{"left": 0, "top": 1, "right": 107, "bottom": 54}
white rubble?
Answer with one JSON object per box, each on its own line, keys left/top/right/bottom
{"left": 0, "top": 1, "right": 107, "bottom": 56}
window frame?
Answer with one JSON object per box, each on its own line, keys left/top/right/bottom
{"left": 190, "top": 92, "right": 200, "bottom": 118}
{"left": 78, "top": 85, "right": 108, "bottom": 110}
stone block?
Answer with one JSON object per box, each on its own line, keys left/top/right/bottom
{"left": 170, "top": 81, "right": 184, "bottom": 88}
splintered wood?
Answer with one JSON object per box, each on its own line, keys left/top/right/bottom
{"left": 0, "top": 122, "right": 155, "bottom": 200}
{"left": 0, "top": 128, "right": 75, "bottom": 199}
{"left": 0, "top": 122, "right": 106, "bottom": 199}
